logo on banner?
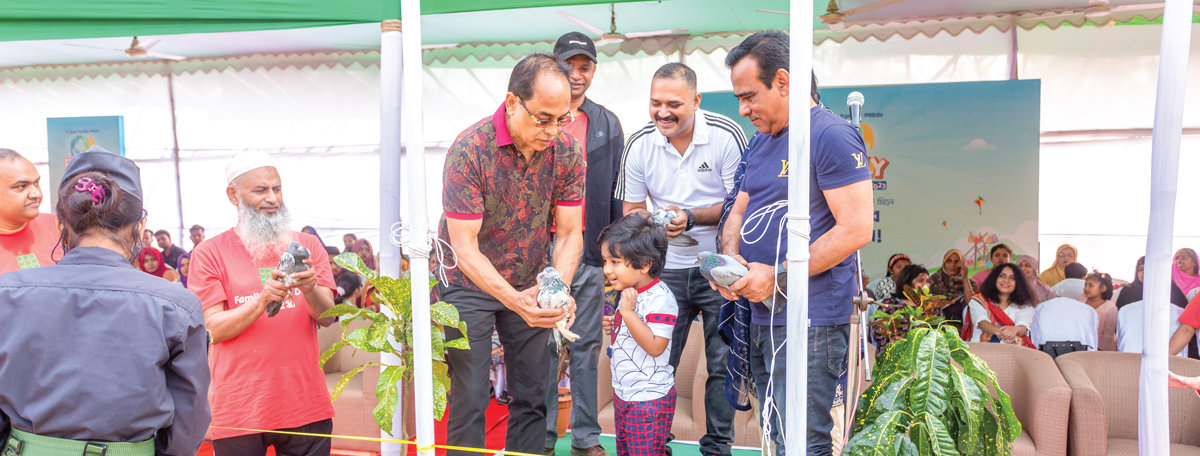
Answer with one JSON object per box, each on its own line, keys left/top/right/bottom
{"left": 873, "top": 181, "right": 887, "bottom": 190}
{"left": 869, "top": 157, "right": 889, "bottom": 180}
{"left": 69, "top": 136, "right": 95, "bottom": 155}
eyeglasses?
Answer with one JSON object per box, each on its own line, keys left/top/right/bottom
{"left": 517, "top": 97, "right": 573, "bottom": 129}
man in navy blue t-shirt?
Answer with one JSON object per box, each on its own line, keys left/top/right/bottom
{"left": 713, "top": 31, "right": 873, "bottom": 456}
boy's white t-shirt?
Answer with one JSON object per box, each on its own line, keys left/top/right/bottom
{"left": 610, "top": 279, "right": 678, "bottom": 402}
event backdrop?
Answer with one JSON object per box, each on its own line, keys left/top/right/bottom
{"left": 703, "top": 79, "right": 1040, "bottom": 282}
{"left": 46, "top": 115, "right": 125, "bottom": 211}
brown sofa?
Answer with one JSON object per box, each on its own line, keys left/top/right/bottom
{"left": 968, "top": 342, "right": 1072, "bottom": 456}
{"left": 317, "top": 319, "right": 383, "bottom": 452}
{"left": 598, "top": 319, "right": 763, "bottom": 447}
{"left": 1055, "top": 351, "right": 1200, "bottom": 455}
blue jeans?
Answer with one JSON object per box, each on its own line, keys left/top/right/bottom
{"left": 749, "top": 324, "right": 848, "bottom": 456}
{"left": 660, "top": 267, "right": 735, "bottom": 456}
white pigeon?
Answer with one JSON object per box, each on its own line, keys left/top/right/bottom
{"left": 651, "top": 207, "right": 699, "bottom": 247}
{"left": 536, "top": 267, "right": 581, "bottom": 348}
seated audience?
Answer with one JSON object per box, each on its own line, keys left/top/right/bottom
{"left": 352, "top": 238, "right": 377, "bottom": 272}
{"left": 188, "top": 224, "right": 205, "bottom": 252}
{"left": 971, "top": 243, "right": 1013, "bottom": 286}
{"left": 154, "top": 229, "right": 186, "bottom": 269}
{"left": 1116, "top": 256, "right": 1189, "bottom": 309}
{"left": 1029, "top": 297, "right": 1099, "bottom": 351}
{"left": 929, "top": 250, "right": 974, "bottom": 329}
{"left": 1173, "top": 248, "right": 1200, "bottom": 297}
{"left": 962, "top": 263, "right": 1035, "bottom": 348}
{"left": 139, "top": 247, "right": 180, "bottom": 282}
{"left": 325, "top": 246, "right": 343, "bottom": 280}
{"left": 871, "top": 253, "right": 910, "bottom": 299}
{"left": 1078, "top": 271, "right": 1117, "bottom": 351}
{"left": 1117, "top": 300, "right": 1186, "bottom": 356}
{"left": 872, "top": 264, "right": 929, "bottom": 349}
{"left": 1051, "top": 262, "right": 1088, "bottom": 298}
{"left": 335, "top": 273, "right": 363, "bottom": 308}
{"left": 343, "top": 233, "right": 357, "bottom": 253}
{"left": 1169, "top": 293, "right": 1200, "bottom": 357}
{"left": 178, "top": 252, "right": 190, "bottom": 288}
{"left": 1016, "top": 255, "right": 1055, "bottom": 304}
{"left": 1039, "top": 244, "right": 1079, "bottom": 287}
{"left": 302, "top": 225, "right": 327, "bottom": 248}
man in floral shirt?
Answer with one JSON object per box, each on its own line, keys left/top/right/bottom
{"left": 438, "top": 53, "right": 585, "bottom": 456}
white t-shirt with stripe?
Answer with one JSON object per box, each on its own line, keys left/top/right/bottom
{"left": 610, "top": 279, "right": 678, "bottom": 402}
{"left": 614, "top": 109, "right": 748, "bottom": 269}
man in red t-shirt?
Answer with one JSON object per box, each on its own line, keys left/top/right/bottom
{"left": 189, "top": 150, "right": 337, "bottom": 456}
{"left": 0, "top": 148, "right": 60, "bottom": 275}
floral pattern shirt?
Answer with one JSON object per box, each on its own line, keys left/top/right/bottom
{"left": 437, "top": 103, "right": 586, "bottom": 293}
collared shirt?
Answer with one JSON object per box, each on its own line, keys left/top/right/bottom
{"left": 739, "top": 105, "right": 872, "bottom": 326}
{"left": 0, "top": 246, "right": 210, "bottom": 456}
{"left": 438, "top": 103, "right": 586, "bottom": 293}
{"left": 615, "top": 109, "right": 746, "bottom": 268}
{"left": 0, "top": 213, "right": 61, "bottom": 274}
{"left": 188, "top": 230, "right": 336, "bottom": 439}
{"left": 162, "top": 244, "right": 185, "bottom": 269}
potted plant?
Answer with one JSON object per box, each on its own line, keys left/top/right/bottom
{"left": 319, "top": 253, "right": 469, "bottom": 434}
{"left": 843, "top": 286, "right": 1021, "bottom": 456}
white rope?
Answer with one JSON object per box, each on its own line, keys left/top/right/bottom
{"left": 390, "top": 222, "right": 458, "bottom": 281}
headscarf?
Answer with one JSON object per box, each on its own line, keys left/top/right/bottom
{"left": 139, "top": 247, "right": 168, "bottom": 278}
{"left": 1172, "top": 248, "right": 1200, "bottom": 295}
{"left": 352, "top": 238, "right": 377, "bottom": 271}
{"left": 178, "top": 252, "right": 191, "bottom": 288}
{"left": 1015, "top": 254, "right": 1055, "bottom": 304}
{"left": 1038, "top": 244, "right": 1078, "bottom": 287}
{"left": 301, "top": 225, "right": 327, "bottom": 248}
{"left": 929, "top": 250, "right": 970, "bottom": 302}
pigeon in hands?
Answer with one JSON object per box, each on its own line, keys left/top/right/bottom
{"left": 651, "top": 207, "right": 699, "bottom": 247}
{"left": 536, "top": 267, "right": 581, "bottom": 349}
{"left": 697, "top": 251, "right": 784, "bottom": 313}
{"left": 268, "top": 241, "right": 310, "bottom": 317}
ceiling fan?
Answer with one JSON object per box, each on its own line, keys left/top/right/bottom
{"left": 64, "top": 36, "right": 188, "bottom": 61}
{"left": 758, "top": 0, "right": 914, "bottom": 26}
{"left": 557, "top": 3, "right": 688, "bottom": 45}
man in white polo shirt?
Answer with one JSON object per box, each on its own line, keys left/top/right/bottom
{"left": 613, "top": 62, "right": 746, "bottom": 456}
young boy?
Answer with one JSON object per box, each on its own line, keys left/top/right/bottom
{"left": 599, "top": 214, "right": 678, "bottom": 456}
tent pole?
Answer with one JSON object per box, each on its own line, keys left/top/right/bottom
{"left": 786, "top": 2, "right": 813, "bottom": 456}
{"left": 399, "top": 1, "right": 437, "bottom": 456}
{"left": 1139, "top": 1, "right": 1192, "bottom": 455}
{"left": 379, "top": 19, "right": 405, "bottom": 456}
{"left": 166, "top": 71, "right": 185, "bottom": 244}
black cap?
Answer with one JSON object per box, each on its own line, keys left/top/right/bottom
{"left": 63, "top": 145, "right": 143, "bottom": 202}
{"left": 554, "top": 32, "right": 598, "bottom": 63}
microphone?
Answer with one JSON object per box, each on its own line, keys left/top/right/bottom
{"left": 847, "top": 91, "right": 865, "bottom": 128}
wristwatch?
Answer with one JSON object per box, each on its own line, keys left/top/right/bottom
{"left": 683, "top": 209, "right": 696, "bottom": 232}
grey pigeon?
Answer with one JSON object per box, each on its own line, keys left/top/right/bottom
{"left": 650, "top": 207, "right": 699, "bottom": 247}
{"left": 536, "top": 267, "right": 581, "bottom": 348}
{"left": 268, "top": 241, "right": 310, "bottom": 317}
{"left": 697, "top": 251, "right": 784, "bottom": 313}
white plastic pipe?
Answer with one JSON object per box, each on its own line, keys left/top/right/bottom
{"left": 379, "top": 21, "right": 405, "bottom": 456}
{"left": 1138, "top": 1, "right": 1192, "bottom": 454}
{"left": 399, "top": 3, "right": 437, "bottom": 456}
{"left": 786, "top": 2, "right": 813, "bottom": 456}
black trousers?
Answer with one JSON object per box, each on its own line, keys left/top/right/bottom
{"left": 212, "top": 418, "right": 332, "bottom": 456}
{"left": 443, "top": 285, "right": 553, "bottom": 456}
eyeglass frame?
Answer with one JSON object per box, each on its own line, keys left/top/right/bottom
{"left": 515, "top": 97, "right": 574, "bottom": 130}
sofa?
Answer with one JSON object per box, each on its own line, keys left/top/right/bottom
{"left": 1055, "top": 351, "right": 1200, "bottom": 455}
{"left": 317, "top": 319, "right": 383, "bottom": 452}
{"left": 968, "top": 342, "right": 1072, "bottom": 456}
{"left": 598, "top": 319, "right": 763, "bottom": 447}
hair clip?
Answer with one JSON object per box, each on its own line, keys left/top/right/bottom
{"left": 74, "top": 177, "right": 106, "bottom": 204}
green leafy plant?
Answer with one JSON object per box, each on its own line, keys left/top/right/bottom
{"left": 320, "top": 253, "right": 469, "bottom": 434}
{"left": 845, "top": 287, "right": 1021, "bottom": 456}
{"left": 869, "top": 285, "right": 953, "bottom": 345}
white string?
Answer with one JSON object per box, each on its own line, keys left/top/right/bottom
{"left": 390, "top": 222, "right": 458, "bottom": 281}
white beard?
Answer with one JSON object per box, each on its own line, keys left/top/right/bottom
{"left": 237, "top": 200, "right": 293, "bottom": 262}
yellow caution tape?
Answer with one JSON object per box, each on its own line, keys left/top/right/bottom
{"left": 210, "top": 426, "right": 545, "bottom": 456}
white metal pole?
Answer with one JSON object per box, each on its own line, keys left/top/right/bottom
{"left": 1139, "top": 1, "right": 1192, "bottom": 454}
{"left": 786, "top": 2, "right": 813, "bottom": 456}
{"left": 379, "top": 19, "right": 406, "bottom": 456}
{"left": 399, "top": 2, "right": 436, "bottom": 456}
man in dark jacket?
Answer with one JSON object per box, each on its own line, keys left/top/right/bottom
{"left": 544, "top": 31, "right": 625, "bottom": 456}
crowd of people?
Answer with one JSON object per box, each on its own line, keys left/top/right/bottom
{"left": 0, "top": 26, "right": 1194, "bottom": 456}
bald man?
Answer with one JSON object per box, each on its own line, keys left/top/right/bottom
{"left": 0, "top": 148, "right": 59, "bottom": 274}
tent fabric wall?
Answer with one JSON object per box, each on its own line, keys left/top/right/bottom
{"left": 1, "top": 23, "right": 1197, "bottom": 273}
